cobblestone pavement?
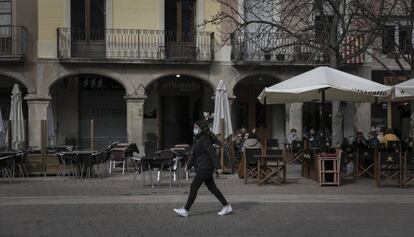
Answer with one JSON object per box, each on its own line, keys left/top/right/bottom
{"left": 1, "top": 165, "right": 414, "bottom": 237}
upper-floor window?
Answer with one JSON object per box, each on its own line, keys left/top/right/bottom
{"left": 382, "top": 24, "right": 412, "bottom": 56}
{"left": 0, "top": 0, "right": 11, "bottom": 25}
{"left": 71, "top": 0, "right": 105, "bottom": 33}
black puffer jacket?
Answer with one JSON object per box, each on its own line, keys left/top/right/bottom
{"left": 189, "top": 134, "right": 221, "bottom": 173}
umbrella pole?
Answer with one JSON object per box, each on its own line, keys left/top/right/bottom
{"left": 321, "top": 89, "right": 326, "bottom": 151}
{"left": 90, "top": 119, "right": 95, "bottom": 151}
{"left": 7, "top": 120, "right": 12, "bottom": 151}
{"left": 387, "top": 102, "right": 392, "bottom": 129}
{"left": 220, "top": 118, "right": 224, "bottom": 171}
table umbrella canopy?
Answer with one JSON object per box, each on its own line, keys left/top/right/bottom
{"left": 392, "top": 78, "right": 414, "bottom": 100}
{"left": 212, "top": 80, "right": 233, "bottom": 138}
{"left": 258, "top": 67, "right": 393, "bottom": 104}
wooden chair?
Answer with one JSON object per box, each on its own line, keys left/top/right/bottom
{"left": 243, "top": 148, "right": 262, "bottom": 184}
{"left": 258, "top": 149, "right": 286, "bottom": 186}
{"left": 265, "top": 139, "right": 279, "bottom": 150}
{"left": 403, "top": 152, "right": 414, "bottom": 188}
{"left": 375, "top": 150, "right": 402, "bottom": 188}
{"left": 387, "top": 141, "right": 401, "bottom": 151}
{"left": 109, "top": 145, "right": 128, "bottom": 174}
{"left": 291, "top": 140, "right": 304, "bottom": 163}
{"left": 355, "top": 148, "right": 375, "bottom": 178}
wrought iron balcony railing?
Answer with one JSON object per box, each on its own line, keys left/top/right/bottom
{"left": 57, "top": 28, "right": 214, "bottom": 62}
{"left": 231, "top": 32, "right": 364, "bottom": 65}
{"left": 0, "top": 25, "right": 27, "bottom": 61}
{"left": 231, "top": 32, "right": 328, "bottom": 64}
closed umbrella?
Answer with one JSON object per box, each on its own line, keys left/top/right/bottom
{"left": 6, "top": 84, "right": 25, "bottom": 150}
{"left": 47, "top": 102, "right": 55, "bottom": 146}
{"left": 0, "top": 107, "right": 5, "bottom": 148}
{"left": 212, "top": 80, "right": 233, "bottom": 170}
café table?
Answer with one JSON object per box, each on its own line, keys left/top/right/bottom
{"left": 140, "top": 154, "right": 183, "bottom": 188}
{"left": 60, "top": 150, "right": 98, "bottom": 178}
{"left": 0, "top": 151, "right": 22, "bottom": 183}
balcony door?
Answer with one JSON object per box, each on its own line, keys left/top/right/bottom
{"left": 165, "top": 0, "right": 196, "bottom": 59}
{"left": 71, "top": 0, "right": 105, "bottom": 58}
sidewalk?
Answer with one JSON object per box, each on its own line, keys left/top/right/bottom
{"left": 1, "top": 164, "right": 414, "bottom": 197}
{"left": 1, "top": 164, "right": 414, "bottom": 237}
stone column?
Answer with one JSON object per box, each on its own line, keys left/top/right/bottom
{"left": 354, "top": 102, "right": 371, "bottom": 136}
{"left": 285, "top": 103, "right": 303, "bottom": 138}
{"left": 228, "top": 95, "right": 236, "bottom": 133}
{"left": 125, "top": 95, "right": 147, "bottom": 152}
{"left": 25, "top": 94, "right": 51, "bottom": 148}
{"left": 410, "top": 102, "right": 414, "bottom": 138}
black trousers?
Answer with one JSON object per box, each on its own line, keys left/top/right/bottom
{"left": 184, "top": 171, "right": 228, "bottom": 210}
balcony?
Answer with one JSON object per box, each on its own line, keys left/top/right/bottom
{"left": 57, "top": 28, "right": 214, "bottom": 63}
{"left": 231, "top": 32, "right": 364, "bottom": 65}
{"left": 231, "top": 32, "right": 327, "bottom": 65}
{"left": 0, "top": 25, "right": 27, "bottom": 62}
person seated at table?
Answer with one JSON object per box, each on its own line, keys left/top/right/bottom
{"left": 241, "top": 132, "right": 262, "bottom": 152}
{"left": 352, "top": 131, "right": 368, "bottom": 149}
{"left": 381, "top": 128, "right": 400, "bottom": 148}
{"left": 307, "top": 128, "right": 321, "bottom": 148}
{"left": 232, "top": 129, "right": 246, "bottom": 159}
{"left": 367, "top": 131, "right": 380, "bottom": 148}
{"left": 287, "top": 128, "right": 298, "bottom": 144}
{"left": 341, "top": 137, "right": 353, "bottom": 154}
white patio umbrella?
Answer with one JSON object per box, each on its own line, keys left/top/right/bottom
{"left": 258, "top": 67, "right": 393, "bottom": 145}
{"left": 393, "top": 78, "right": 414, "bottom": 100}
{"left": 47, "top": 102, "right": 55, "bottom": 146}
{"left": 212, "top": 80, "right": 233, "bottom": 170}
{"left": 6, "top": 84, "right": 25, "bottom": 150}
{"left": 258, "top": 66, "right": 393, "bottom": 104}
{"left": 383, "top": 78, "right": 414, "bottom": 128}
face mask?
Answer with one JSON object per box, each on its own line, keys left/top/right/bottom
{"left": 193, "top": 127, "right": 201, "bottom": 135}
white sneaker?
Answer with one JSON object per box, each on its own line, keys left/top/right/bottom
{"left": 173, "top": 208, "right": 189, "bottom": 217}
{"left": 218, "top": 205, "right": 233, "bottom": 216}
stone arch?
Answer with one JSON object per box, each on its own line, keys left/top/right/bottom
{"left": 234, "top": 72, "right": 282, "bottom": 88}
{"left": 47, "top": 68, "right": 133, "bottom": 95}
{"left": 0, "top": 69, "right": 34, "bottom": 93}
{"left": 145, "top": 71, "right": 216, "bottom": 91}
{"left": 233, "top": 72, "right": 284, "bottom": 140}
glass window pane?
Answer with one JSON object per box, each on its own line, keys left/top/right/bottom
{"left": 0, "top": 14, "right": 11, "bottom": 25}
{"left": 0, "top": 2, "right": 11, "bottom": 14}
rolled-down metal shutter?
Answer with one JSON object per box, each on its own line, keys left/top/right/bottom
{"left": 79, "top": 86, "right": 126, "bottom": 151}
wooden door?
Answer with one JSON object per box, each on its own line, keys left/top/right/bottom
{"left": 165, "top": 0, "right": 196, "bottom": 59}
{"left": 71, "top": 0, "right": 105, "bottom": 57}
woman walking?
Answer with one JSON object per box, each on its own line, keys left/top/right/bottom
{"left": 173, "top": 120, "right": 232, "bottom": 217}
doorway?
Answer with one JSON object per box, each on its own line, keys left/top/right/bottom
{"left": 161, "top": 96, "right": 192, "bottom": 148}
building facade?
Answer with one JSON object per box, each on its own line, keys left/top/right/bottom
{"left": 0, "top": 0, "right": 411, "bottom": 152}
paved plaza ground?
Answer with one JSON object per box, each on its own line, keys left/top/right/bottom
{"left": 1, "top": 165, "right": 414, "bottom": 237}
